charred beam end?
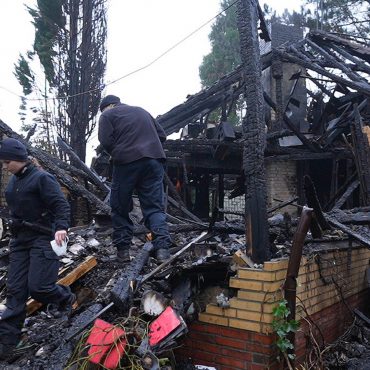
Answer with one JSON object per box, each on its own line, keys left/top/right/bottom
{"left": 110, "top": 242, "right": 154, "bottom": 311}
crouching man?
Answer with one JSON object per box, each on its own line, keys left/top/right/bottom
{"left": 0, "top": 138, "right": 75, "bottom": 359}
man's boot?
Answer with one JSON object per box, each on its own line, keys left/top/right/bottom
{"left": 0, "top": 343, "right": 16, "bottom": 360}
{"left": 155, "top": 248, "right": 170, "bottom": 263}
{"left": 46, "top": 293, "right": 76, "bottom": 319}
{"left": 117, "top": 249, "right": 130, "bottom": 263}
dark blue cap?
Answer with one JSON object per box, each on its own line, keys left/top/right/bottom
{"left": 0, "top": 138, "right": 28, "bottom": 161}
{"left": 99, "top": 95, "right": 120, "bottom": 112}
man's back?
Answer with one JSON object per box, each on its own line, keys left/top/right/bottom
{"left": 98, "top": 103, "right": 166, "bottom": 164}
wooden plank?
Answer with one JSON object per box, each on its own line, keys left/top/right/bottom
{"left": 333, "top": 180, "right": 360, "bottom": 209}
{"left": 26, "top": 256, "right": 97, "bottom": 315}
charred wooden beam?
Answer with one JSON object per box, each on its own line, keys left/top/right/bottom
{"left": 237, "top": 0, "right": 269, "bottom": 263}
{"left": 328, "top": 210, "right": 370, "bottom": 224}
{"left": 276, "top": 47, "right": 370, "bottom": 96}
{"left": 333, "top": 180, "right": 360, "bottom": 210}
{"left": 328, "top": 43, "right": 370, "bottom": 75}
{"left": 134, "top": 221, "right": 245, "bottom": 235}
{"left": 305, "top": 38, "right": 367, "bottom": 83}
{"left": 309, "top": 30, "right": 370, "bottom": 63}
{"left": 158, "top": 52, "right": 273, "bottom": 135}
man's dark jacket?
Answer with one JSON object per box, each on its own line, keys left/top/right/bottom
{"left": 98, "top": 103, "right": 166, "bottom": 164}
{"left": 5, "top": 164, "right": 70, "bottom": 245}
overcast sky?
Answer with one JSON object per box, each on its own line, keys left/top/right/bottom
{"left": 0, "top": 0, "right": 302, "bottom": 162}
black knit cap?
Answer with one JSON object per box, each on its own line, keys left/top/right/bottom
{"left": 99, "top": 95, "right": 120, "bottom": 112}
{"left": 0, "top": 138, "right": 28, "bottom": 162}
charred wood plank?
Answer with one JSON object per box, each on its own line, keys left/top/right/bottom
{"left": 309, "top": 30, "right": 370, "bottom": 63}
{"left": 324, "top": 172, "right": 357, "bottom": 211}
{"left": 328, "top": 43, "right": 370, "bottom": 75}
{"left": 306, "top": 38, "right": 367, "bottom": 83}
{"left": 354, "top": 308, "right": 370, "bottom": 326}
{"left": 267, "top": 197, "right": 299, "bottom": 214}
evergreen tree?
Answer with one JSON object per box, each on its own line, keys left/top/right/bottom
{"left": 14, "top": 0, "right": 107, "bottom": 162}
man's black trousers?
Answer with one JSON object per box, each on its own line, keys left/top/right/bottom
{"left": 0, "top": 242, "right": 71, "bottom": 345}
{"left": 111, "top": 158, "right": 171, "bottom": 251}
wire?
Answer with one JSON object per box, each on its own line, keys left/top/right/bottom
{"left": 1, "top": 0, "right": 239, "bottom": 103}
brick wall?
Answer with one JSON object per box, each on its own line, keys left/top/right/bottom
{"left": 176, "top": 322, "right": 278, "bottom": 370}
{"left": 177, "top": 245, "right": 370, "bottom": 369}
{"left": 295, "top": 289, "right": 369, "bottom": 362}
{"left": 265, "top": 161, "right": 297, "bottom": 215}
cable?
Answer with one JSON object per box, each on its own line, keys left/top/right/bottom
{"left": 1, "top": 0, "right": 239, "bottom": 103}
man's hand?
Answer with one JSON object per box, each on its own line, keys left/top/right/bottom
{"left": 55, "top": 230, "right": 68, "bottom": 246}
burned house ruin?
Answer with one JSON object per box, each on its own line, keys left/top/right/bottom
{"left": 0, "top": 0, "right": 370, "bottom": 369}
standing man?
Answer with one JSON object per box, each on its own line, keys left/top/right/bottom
{"left": 0, "top": 138, "right": 75, "bottom": 358}
{"left": 98, "top": 95, "right": 172, "bottom": 263}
